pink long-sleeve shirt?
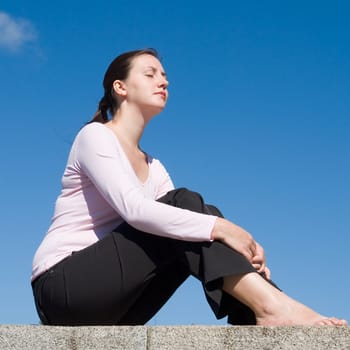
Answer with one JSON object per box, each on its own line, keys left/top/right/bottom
{"left": 32, "top": 123, "right": 217, "bottom": 281}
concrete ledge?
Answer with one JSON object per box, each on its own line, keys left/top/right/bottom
{"left": 0, "top": 325, "right": 349, "bottom": 349}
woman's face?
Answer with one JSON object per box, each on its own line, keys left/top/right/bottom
{"left": 115, "top": 54, "right": 169, "bottom": 115}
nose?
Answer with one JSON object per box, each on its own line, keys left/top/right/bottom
{"left": 158, "top": 75, "right": 169, "bottom": 89}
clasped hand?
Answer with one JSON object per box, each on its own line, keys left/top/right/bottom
{"left": 212, "top": 218, "right": 271, "bottom": 279}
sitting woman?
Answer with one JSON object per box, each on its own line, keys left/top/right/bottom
{"left": 31, "top": 48, "right": 347, "bottom": 326}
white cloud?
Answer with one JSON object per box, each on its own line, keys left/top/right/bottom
{"left": 0, "top": 11, "right": 38, "bottom": 52}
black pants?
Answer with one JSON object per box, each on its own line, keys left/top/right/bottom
{"left": 32, "top": 188, "right": 270, "bottom": 326}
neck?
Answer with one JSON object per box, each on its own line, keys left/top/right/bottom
{"left": 108, "top": 105, "right": 149, "bottom": 150}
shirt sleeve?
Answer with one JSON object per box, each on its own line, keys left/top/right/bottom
{"left": 75, "top": 124, "right": 217, "bottom": 241}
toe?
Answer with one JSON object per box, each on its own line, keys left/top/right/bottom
{"left": 315, "top": 318, "right": 333, "bottom": 326}
{"left": 326, "top": 317, "right": 348, "bottom": 326}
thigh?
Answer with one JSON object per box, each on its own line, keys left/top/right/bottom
{"left": 34, "top": 223, "right": 178, "bottom": 325}
{"left": 33, "top": 232, "right": 126, "bottom": 325}
{"left": 118, "top": 260, "right": 189, "bottom": 325}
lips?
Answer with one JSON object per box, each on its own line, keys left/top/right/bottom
{"left": 154, "top": 91, "right": 167, "bottom": 99}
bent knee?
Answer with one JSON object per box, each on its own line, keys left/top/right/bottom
{"left": 162, "top": 188, "right": 206, "bottom": 213}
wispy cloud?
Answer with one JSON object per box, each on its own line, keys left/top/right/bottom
{"left": 0, "top": 11, "right": 38, "bottom": 52}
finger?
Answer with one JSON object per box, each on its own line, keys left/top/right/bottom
{"left": 251, "top": 256, "right": 261, "bottom": 263}
{"left": 240, "top": 248, "right": 253, "bottom": 263}
{"left": 249, "top": 243, "right": 257, "bottom": 259}
{"left": 252, "top": 240, "right": 257, "bottom": 254}
{"left": 252, "top": 263, "right": 261, "bottom": 270}
{"left": 264, "top": 267, "right": 271, "bottom": 279}
{"left": 252, "top": 262, "right": 263, "bottom": 271}
{"left": 258, "top": 262, "right": 266, "bottom": 273}
{"left": 252, "top": 255, "right": 265, "bottom": 268}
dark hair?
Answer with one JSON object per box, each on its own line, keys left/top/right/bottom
{"left": 90, "top": 48, "right": 159, "bottom": 123}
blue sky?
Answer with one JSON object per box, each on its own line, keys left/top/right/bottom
{"left": 0, "top": 1, "right": 349, "bottom": 325}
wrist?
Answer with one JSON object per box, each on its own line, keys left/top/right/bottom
{"left": 211, "top": 217, "right": 227, "bottom": 241}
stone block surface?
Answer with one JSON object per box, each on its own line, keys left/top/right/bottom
{"left": 148, "top": 325, "right": 350, "bottom": 350}
{"left": 0, "top": 325, "right": 146, "bottom": 350}
{"left": 0, "top": 325, "right": 349, "bottom": 350}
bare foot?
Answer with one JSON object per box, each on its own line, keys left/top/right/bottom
{"left": 223, "top": 272, "right": 347, "bottom": 327}
{"left": 256, "top": 292, "right": 347, "bottom": 326}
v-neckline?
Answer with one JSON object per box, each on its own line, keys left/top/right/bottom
{"left": 103, "top": 124, "right": 151, "bottom": 186}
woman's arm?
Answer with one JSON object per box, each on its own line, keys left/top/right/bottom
{"left": 75, "top": 124, "right": 217, "bottom": 242}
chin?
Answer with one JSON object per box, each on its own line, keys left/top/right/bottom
{"left": 148, "top": 104, "right": 166, "bottom": 115}
{"left": 143, "top": 107, "right": 164, "bottom": 122}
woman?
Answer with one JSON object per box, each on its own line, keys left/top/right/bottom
{"left": 31, "top": 49, "right": 347, "bottom": 326}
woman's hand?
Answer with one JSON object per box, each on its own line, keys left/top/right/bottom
{"left": 211, "top": 218, "right": 257, "bottom": 263}
{"left": 251, "top": 242, "right": 271, "bottom": 279}
{"left": 251, "top": 242, "right": 265, "bottom": 272}
{"left": 211, "top": 218, "right": 271, "bottom": 280}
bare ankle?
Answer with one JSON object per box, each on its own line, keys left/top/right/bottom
{"left": 254, "top": 290, "right": 287, "bottom": 320}
{"left": 223, "top": 272, "right": 285, "bottom": 318}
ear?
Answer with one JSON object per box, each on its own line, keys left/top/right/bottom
{"left": 112, "top": 80, "right": 127, "bottom": 97}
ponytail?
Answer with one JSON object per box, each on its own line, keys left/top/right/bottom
{"left": 89, "top": 95, "right": 110, "bottom": 124}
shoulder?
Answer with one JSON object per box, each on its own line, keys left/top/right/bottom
{"left": 74, "top": 122, "right": 119, "bottom": 158}
{"left": 77, "top": 122, "right": 110, "bottom": 138}
{"left": 76, "top": 122, "right": 116, "bottom": 146}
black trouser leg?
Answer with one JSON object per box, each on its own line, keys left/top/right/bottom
{"left": 32, "top": 188, "right": 273, "bottom": 325}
